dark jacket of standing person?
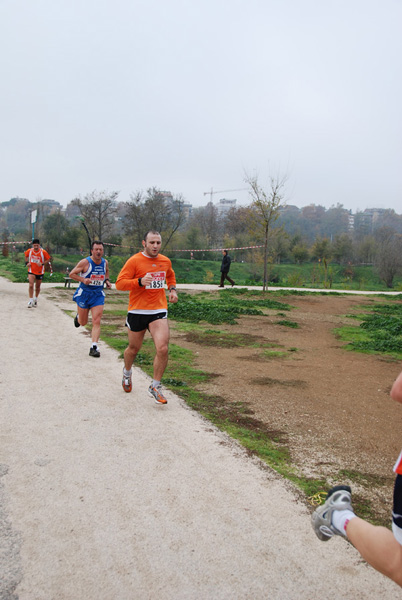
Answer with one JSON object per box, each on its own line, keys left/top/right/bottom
{"left": 221, "top": 252, "right": 231, "bottom": 274}
{"left": 219, "top": 250, "right": 235, "bottom": 287}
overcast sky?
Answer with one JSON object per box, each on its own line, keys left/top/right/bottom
{"left": 1, "top": 0, "right": 401, "bottom": 213}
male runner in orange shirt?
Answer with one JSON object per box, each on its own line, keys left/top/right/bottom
{"left": 115, "top": 230, "right": 178, "bottom": 404}
{"left": 24, "top": 239, "right": 51, "bottom": 308}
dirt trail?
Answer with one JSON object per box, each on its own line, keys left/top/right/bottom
{"left": 0, "top": 278, "right": 400, "bottom": 599}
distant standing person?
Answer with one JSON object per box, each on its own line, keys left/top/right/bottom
{"left": 311, "top": 368, "right": 402, "bottom": 587}
{"left": 69, "top": 240, "right": 112, "bottom": 357}
{"left": 219, "top": 249, "right": 235, "bottom": 287}
{"left": 24, "top": 239, "right": 51, "bottom": 308}
{"left": 115, "top": 230, "right": 178, "bottom": 405}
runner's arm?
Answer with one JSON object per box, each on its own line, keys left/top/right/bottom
{"left": 69, "top": 259, "right": 91, "bottom": 285}
{"left": 104, "top": 260, "right": 112, "bottom": 289}
{"left": 115, "top": 258, "right": 143, "bottom": 291}
{"left": 43, "top": 251, "right": 51, "bottom": 268}
{"left": 391, "top": 370, "right": 402, "bottom": 404}
{"left": 166, "top": 264, "right": 178, "bottom": 303}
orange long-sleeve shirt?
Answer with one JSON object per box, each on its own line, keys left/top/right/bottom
{"left": 115, "top": 252, "right": 176, "bottom": 313}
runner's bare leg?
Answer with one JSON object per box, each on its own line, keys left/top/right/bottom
{"left": 149, "top": 319, "right": 170, "bottom": 381}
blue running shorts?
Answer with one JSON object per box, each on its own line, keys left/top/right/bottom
{"left": 73, "top": 286, "right": 105, "bottom": 309}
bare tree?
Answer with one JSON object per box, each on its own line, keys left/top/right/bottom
{"left": 245, "top": 169, "right": 287, "bottom": 290}
{"left": 123, "top": 187, "right": 185, "bottom": 251}
{"left": 73, "top": 190, "right": 119, "bottom": 242}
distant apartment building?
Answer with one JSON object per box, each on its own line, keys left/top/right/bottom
{"left": 38, "top": 199, "right": 63, "bottom": 217}
{"left": 216, "top": 198, "right": 237, "bottom": 214}
{"left": 353, "top": 208, "right": 388, "bottom": 235}
{"left": 182, "top": 203, "right": 193, "bottom": 219}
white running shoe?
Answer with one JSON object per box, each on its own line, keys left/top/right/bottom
{"left": 27, "top": 300, "right": 33, "bottom": 308}
{"left": 33, "top": 298, "right": 37, "bottom": 307}
{"left": 122, "top": 370, "right": 132, "bottom": 393}
{"left": 311, "top": 485, "right": 352, "bottom": 541}
{"left": 148, "top": 384, "right": 168, "bottom": 405}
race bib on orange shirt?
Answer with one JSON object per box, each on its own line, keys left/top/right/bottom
{"left": 89, "top": 274, "right": 105, "bottom": 286}
{"left": 31, "top": 255, "right": 41, "bottom": 265}
{"left": 146, "top": 271, "right": 166, "bottom": 289}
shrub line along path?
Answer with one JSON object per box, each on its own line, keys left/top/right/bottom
{"left": 0, "top": 277, "right": 399, "bottom": 599}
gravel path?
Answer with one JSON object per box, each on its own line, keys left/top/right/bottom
{"left": 0, "top": 277, "right": 399, "bottom": 599}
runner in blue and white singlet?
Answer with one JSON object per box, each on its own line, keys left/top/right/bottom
{"left": 69, "top": 241, "right": 112, "bottom": 358}
{"left": 73, "top": 254, "right": 108, "bottom": 308}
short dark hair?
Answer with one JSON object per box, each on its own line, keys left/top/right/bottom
{"left": 32, "top": 238, "right": 40, "bottom": 245}
{"left": 91, "top": 240, "right": 104, "bottom": 249}
{"left": 143, "top": 230, "right": 161, "bottom": 242}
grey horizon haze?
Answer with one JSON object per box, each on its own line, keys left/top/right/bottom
{"left": 1, "top": 0, "right": 401, "bottom": 213}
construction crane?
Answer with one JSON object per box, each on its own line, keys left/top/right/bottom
{"left": 203, "top": 187, "right": 248, "bottom": 203}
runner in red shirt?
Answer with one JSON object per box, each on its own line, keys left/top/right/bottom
{"left": 24, "top": 239, "right": 51, "bottom": 308}
{"left": 115, "top": 230, "right": 178, "bottom": 404}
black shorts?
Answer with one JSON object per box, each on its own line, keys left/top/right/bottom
{"left": 28, "top": 273, "right": 43, "bottom": 280}
{"left": 393, "top": 474, "right": 402, "bottom": 544}
{"left": 125, "top": 312, "right": 167, "bottom": 332}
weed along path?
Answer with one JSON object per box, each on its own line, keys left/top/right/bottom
{"left": 0, "top": 277, "right": 400, "bottom": 599}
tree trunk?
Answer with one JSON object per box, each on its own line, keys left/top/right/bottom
{"left": 263, "top": 227, "right": 269, "bottom": 291}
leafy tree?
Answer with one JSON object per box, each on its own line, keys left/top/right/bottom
{"left": 43, "top": 212, "right": 71, "bottom": 252}
{"left": 191, "top": 202, "right": 221, "bottom": 247}
{"left": 2, "top": 231, "right": 9, "bottom": 257}
{"left": 2, "top": 198, "right": 31, "bottom": 234}
{"left": 322, "top": 204, "right": 350, "bottom": 238}
{"left": 374, "top": 228, "right": 402, "bottom": 288}
{"left": 355, "top": 235, "right": 377, "bottom": 264}
{"left": 245, "top": 170, "right": 287, "bottom": 290}
{"left": 268, "top": 227, "right": 290, "bottom": 264}
{"left": 62, "top": 227, "right": 81, "bottom": 251}
{"left": 299, "top": 204, "right": 326, "bottom": 242}
{"left": 292, "top": 243, "right": 310, "bottom": 264}
{"left": 311, "top": 237, "right": 332, "bottom": 261}
{"left": 331, "top": 233, "right": 353, "bottom": 264}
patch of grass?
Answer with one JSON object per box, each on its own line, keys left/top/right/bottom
{"left": 335, "top": 299, "right": 402, "bottom": 359}
{"left": 338, "top": 468, "right": 390, "bottom": 488}
{"left": 276, "top": 319, "right": 300, "bottom": 328}
{"left": 263, "top": 349, "right": 289, "bottom": 359}
{"left": 253, "top": 377, "right": 306, "bottom": 388}
{"left": 219, "top": 288, "right": 292, "bottom": 311}
{"left": 184, "top": 330, "right": 265, "bottom": 348}
{"left": 173, "top": 322, "right": 216, "bottom": 333}
{"left": 168, "top": 292, "right": 266, "bottom": 324}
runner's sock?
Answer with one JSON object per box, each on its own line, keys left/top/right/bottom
{"left": 123, "top": 368, "right": 132, "bottom": 376}
{"left": 152, "top": 380, "right": 160, "bottom": 388}
{"left": 332, "top": 510, "right": 356, "bottom": 536}
{"left": 92, "top": 343, "right": 98, "bottom": 350}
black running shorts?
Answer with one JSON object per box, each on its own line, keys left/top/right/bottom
{"left": 125, "top": 311, "right": 167, "bottom": 332}
{"left": 393, "top": 474, "right": 402, "bottom": 544}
